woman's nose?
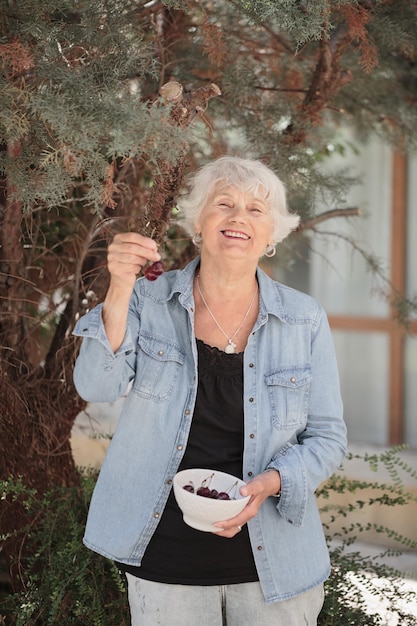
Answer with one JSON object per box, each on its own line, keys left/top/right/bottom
{"left": 229, "top": 204, "right": 246, "bottom": 220}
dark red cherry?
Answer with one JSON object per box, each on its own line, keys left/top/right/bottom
{"left": 196, "top": 487, "right": 212, "bottom": 498}
{"left": 217, "top": 492, "right": 231, "bottom": 500}
{"left": 144, "top": 261, "right": 164, "bottom": 281}
{"left": 183, "top": 484, "right": 194, "bottom": 493}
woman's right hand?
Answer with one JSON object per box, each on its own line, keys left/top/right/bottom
{"left": 103, "top": 232, "right": 161, "bottom": 352}
{"left": 107, "top": 232, "right": 161, "bottom": 292}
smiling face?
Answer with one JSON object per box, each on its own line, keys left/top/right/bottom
{"left": 195, "top": 183, "right": 274, "bottom": 263}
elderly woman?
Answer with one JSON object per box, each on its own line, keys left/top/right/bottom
{"left": 73, "top": 155, "right": 347, "bottom": 626}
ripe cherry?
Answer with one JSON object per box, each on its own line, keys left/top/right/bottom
{"left": 196, "top": 487, "right": 212, "bottom": 498}
{"left": 181, "top": 473, "right": 238, "bottom": 500}
{"left": 144, "top": 261, "right": 164, "bottom": 281}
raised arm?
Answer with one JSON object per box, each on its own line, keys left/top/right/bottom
{"left": 103, "top": 232, "right": 160, "bottom": 352}
{"left": 72, "top": 232, "right": 161, "bottom": 402}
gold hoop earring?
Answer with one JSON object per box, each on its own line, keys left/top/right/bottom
{"left": 192, "top": 232, "right": 202, "bottom": 246}
{"left": 264, "top": 244, "right": 276, "bottom": 258}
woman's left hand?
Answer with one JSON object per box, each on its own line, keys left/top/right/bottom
{"left": 213, "top": 469, "right": 281, "bottom": 538}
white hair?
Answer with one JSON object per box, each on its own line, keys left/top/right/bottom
{"left": 177, "top": 155, "right": 300, "bottom": 245}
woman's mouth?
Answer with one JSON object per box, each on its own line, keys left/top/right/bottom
{"left": 221, "top": 230, "right": 250, "bottom": 240}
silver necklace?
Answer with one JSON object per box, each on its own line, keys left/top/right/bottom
{"left": 196, "top": 276, "right": 258, "bottom": 354}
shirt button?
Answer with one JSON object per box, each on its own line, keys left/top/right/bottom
{"left": 177, "top": 445, "right": 183, "bottom": 451}
{"left": 158, "top": 350, "right": 164, "bottom": 356}
{"left": 154, "top": 512, "right": 160, "bottom": 518}
{"left": 257, "top": 546, "right": 263, "bottom": 551}
{"left": 249, "top": 363, "right": 254, "bottom": 368}
{"left": 83, "top": 328, "right": 88, "bottom": 332}
{"left": 290, "top": 377, "right": 296, "bottom": 383}
{"left": 247, "top": 471, "right": 253, "bottom": 477}
{"left": 185, "top": 410, "right": 190, "bottom": 415}
{"left": 249, "top": 433, "right": 255, "bottom": 439}
{"left": 249, "top": 397, "right": 254, "bottom": 403}
{"left": 167, "top": 479, "right": 172, "bottom": 485}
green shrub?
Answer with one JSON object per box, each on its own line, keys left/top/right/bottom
{"left": 1, "top": 471, "right": 129, "bottom": 625}
{"left": 318, "top": 447, "right": 417, "bottom": 625}
{"left": 1, "top": 448, "right": 417, "bottom": 625}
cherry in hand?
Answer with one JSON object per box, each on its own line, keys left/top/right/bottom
{"left": 144, "top": 261, "right": 164, "bottom": 281}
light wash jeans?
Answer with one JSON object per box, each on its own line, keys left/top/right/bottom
{"left": 126, "top": 574, "right": 324, "bottom": 626}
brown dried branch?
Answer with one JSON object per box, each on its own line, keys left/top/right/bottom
{"left": 285, "top": 4, "right": 379, "bottom": 144}
{"left": 201, "top": 20, "right": 227, "bottom": 68}
{"left": 109, "top": 80, "right": 221, "bottom": 248}
{"left": 340, "top": 4, "right": 379, "bottom": 73}
{"left": 164, "top": 80, "right": 221, "bottom": 128}
{"left": 0, "top": 38, "right": 35, "bottom": 80}
{"left": 146, "top": 81, "right": 221, "bottom": 244}
{"left": 101, "top": 161, "right": 118, "bottom": 209}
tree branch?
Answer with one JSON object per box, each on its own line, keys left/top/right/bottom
{"left": 284, "top": 19, "right": 357, "bottom": 144}
{"left": 297, "top": 207, "right": 361, "bottom": 232}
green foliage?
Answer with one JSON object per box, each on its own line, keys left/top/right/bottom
{"left": 0, "top": 0, "right": 188, "bottom": 212}
{"left": 1, "top": 450, "right": 417, "bottom": 624}
{"left": 2, "top": 0, "right": 417, "bottom": 217}
{"left": 0, "top": 472, "right": 130, "bottom": 625}
{"left": 230, "top": 0, "right": 332, "bottom": 43}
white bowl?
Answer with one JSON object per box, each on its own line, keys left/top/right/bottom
{"left": 173, "top": 468, "right": 250, "bottom": 532}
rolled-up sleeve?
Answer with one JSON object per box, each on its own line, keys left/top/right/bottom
{"left": 72, "top": 304, "right": 137, "bottom": 403}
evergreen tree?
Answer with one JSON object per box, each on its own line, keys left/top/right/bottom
{"left": 1, "top": 0, "right": 417, "bottom": 593}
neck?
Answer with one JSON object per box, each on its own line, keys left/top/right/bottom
{"left": 197, "top": 254, "right": 258, "bottom": 300}
{"left": 195, "top": 272, "right": 259, "bottom": 354}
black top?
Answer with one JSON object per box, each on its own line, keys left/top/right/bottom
{"left": 118, "top": 339, "right": 258, "bottom": 585}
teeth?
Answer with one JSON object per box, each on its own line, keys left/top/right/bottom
{"left": 223, "top": 230, "right": 249, "bottom": 239}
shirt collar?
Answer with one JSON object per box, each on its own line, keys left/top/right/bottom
{"left": 170, "top": 257, "right": 288, "bottom": 323}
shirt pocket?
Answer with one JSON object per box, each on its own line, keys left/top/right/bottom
{"left": 265, "top": 365, "right": 312, "bottom": 430}
{"left": 132, "top": 332, "right": 185, "bottom": 403}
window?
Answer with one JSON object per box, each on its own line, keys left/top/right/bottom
{"left": 275, "top": 132, "right": 417, "bottom": 447}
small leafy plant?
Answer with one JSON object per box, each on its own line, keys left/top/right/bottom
{"left": 0, "top": 471, "right": 129, "bottom": 625}
{"left": 318, "top": 447, "right": 417, "bottom": 625}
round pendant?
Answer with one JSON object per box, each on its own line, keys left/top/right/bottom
{"left": 224, "top": 342, "right": 236, "bottom": 354}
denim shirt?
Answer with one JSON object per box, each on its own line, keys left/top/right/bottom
{"left": 73, "top": 256, "right": 346, "bottom": 604}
